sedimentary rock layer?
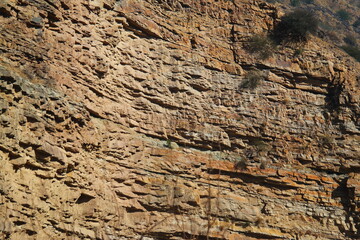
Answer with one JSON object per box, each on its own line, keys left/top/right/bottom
{"left": 0, "top": 0, "right": 359, "bottom": 239}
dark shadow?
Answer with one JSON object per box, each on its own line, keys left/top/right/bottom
{"left": 326, "top": 82, "right": 343, "bottom": 111}
{"left": 331, "top": 178, "right": 360, "bottom": 238}
{"left": 75, "top": 193, "right": 95, "bottom": 204}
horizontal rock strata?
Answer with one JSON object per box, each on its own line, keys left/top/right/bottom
{"left": 0, "top": 0, "right": 359, "bottom": 239}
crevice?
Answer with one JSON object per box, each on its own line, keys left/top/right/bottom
{"left": 125, "top": 206, "right": 145, "bottom": 213}
{"left": 22, "top": 162, "right": 47, "bottom": 171}
{"left": 0, "top": 7, "right": 12, "bottom": 18}
{"left": 34, "top": 148, "right": 51, "bottom": 162}
{"left": 332, "top": 177, "right": 359, "bottom": 238}
{"left": 75, "top": 193, "right": 95, "bottom": 204}
{"left": 70, "top": 116, "right": 86, "bottom": 127}
{"left": 0, "top": 76, "right": 16, "bottom": 83}
{"left": 311, "top": 165, "right": 360, "bottom": 175}
{"left": 82, "top": 143, "right": 100, "bottom": 152}
{"left": 207, "top": 168, "right": 300, "bottom": 190}
{"left": 25, "top": 229, "right": 37, "bottom": 236}
{"left": 120, "top": 16, "right": 161, "bottom": 39}
{"left": 240, "top": 231, "right": 282, "bottom": 239}
{"left": 0, "top": 145, "right": 21, "bottom": 159}
{"left": 326, "top": 82, "right": 344, "bottom": 111}
{"left": 85, "top": 105, "right": 105, "bottom": 119}
{"left": 60, "top": 1, "right": 70, "bottom": 10}
{"left": 13, "top": 220, "right": 26, "bottom": 226}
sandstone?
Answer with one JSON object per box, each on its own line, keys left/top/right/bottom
{"left": 0, "top": 0, "right": 359, "bottom": 239}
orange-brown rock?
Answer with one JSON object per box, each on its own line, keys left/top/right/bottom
{"left": 0, "top": 0, "right": 359, "bottom": 239}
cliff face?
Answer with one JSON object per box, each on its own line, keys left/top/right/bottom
{"left": 0, "top": 0, "right": 359, "bottom": 239}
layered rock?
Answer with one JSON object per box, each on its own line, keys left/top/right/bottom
{"left": 0, "top": 0, "right": 359, "bottom": 239}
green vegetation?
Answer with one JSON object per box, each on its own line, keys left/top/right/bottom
{"left": 343, "top": 35, "right": 357, "bottom": 46}
{"left": 290, "top": 0, "right": 300, "bottom": 6}
{"left": 325, "top": 31, "right": 341, "bottom": 42}
{"left": 290, "top": 0, "right": 314, "bottom": 6}
{"left": 267, "top": 0, "right": 314, "bottom": 4}
{"left": 353, "top": 18, "right": 360, "bottom": 28}
{"left": 251, "top": 139, "right": 271, "bottom": 152}
{"left": 164, "top": 139, "right": 178, "bottom": 149}
{"left": 336, "top": 9, "right": 351, "bottom": 22}
{"left": 318, "top": 21, "right": 334, "bottom": 31}
{"left": 341, "top": 45, "right": 360, "bottom": 62}
{"left": 273, "top": 9, "right": 319, "bottom": 43}
{"left": 239, "top": 70, "right": 265, "bottom": 90}
{"left": 293, "top": 48, "right": 304, "bottom": 56}
{"left": 246, "top": 34, "right": 275, "bottom": 59}
{"left": 234, "top": 157, "right": 248, "bottom": 170}
{"left": 320, "top": 134, "right": 335, "bottom": 148}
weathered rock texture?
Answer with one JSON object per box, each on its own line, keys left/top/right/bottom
{"left": 0, "top": 0, "right": 359, "bottom": 239}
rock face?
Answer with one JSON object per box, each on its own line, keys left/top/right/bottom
{"left": 0, "top": 0, "right": 359, "bottom": 239}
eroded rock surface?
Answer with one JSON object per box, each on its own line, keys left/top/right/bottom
{"left": 0, "top": 0, "right": 359, "bottom": 239}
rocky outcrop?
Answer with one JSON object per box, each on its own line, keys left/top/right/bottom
{"left": 0, "top": 0, "right": 359, "bottom": 239}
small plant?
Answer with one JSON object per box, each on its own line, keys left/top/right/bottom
{"left": 293, "top": 48, "right": 304, "bottom": 56}
{"left": 353, "top": 18, "right": 360, "bottom": 28}
{"left": 273, "top": 9, "right": 319, "bottom": 43}
{"left": 337, "top": 9, "right": 351, "bottom": 22}
{"left": 246, "top": 34, "right": 276, "bottom": 59}
{"left": 326, "top": 30, "right": 341, "bottom": 42}
{"left": 343, "top": 35, "right": 357, "bottom": 46}
{"left": 234, "top": 157, "right": 248, "bottom": 170}
{"left": 320, "top": 134, "right": 335, "bottom": 148}
{"left": 252, "top": 139, "right": 271, "bottom": 152}
{"left": 259, "top": 160, "right": 267, "bottom": 169}
{"left": 341, "top": 45, "right": 360, "bottom": 62}
{"left": 318, "top": 21, "right": 334, "bottom": 31}
{"left": 239, "top": 70, "right": 265, "bottom": 90}
{"left": 164, "top": 139, "right": 175, "bottom": 149}
{"left": 290, "top": 0, "right": 300, "bottom": 6}
{"left": 254, "top": 216, "right": 265, "bottom": 226}
{"left": 291, "top": 0, "right": 314, "bottom": 5}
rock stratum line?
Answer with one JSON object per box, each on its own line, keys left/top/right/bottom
{"left": 0, "top": 0, "right": 359, "bottom": 239}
